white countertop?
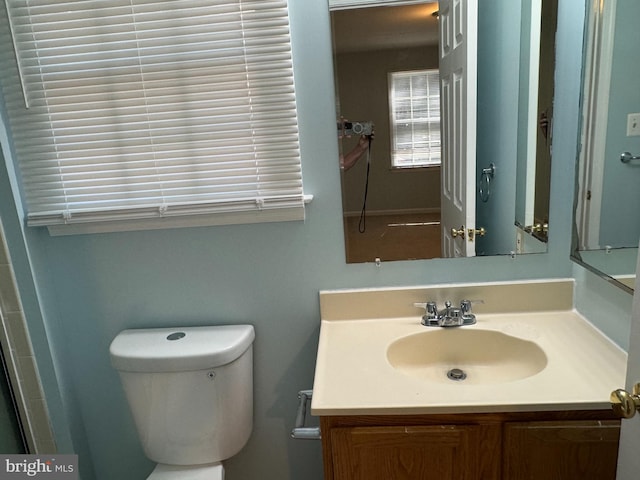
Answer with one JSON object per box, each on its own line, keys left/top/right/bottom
{"left": 311, "top": 281, "right": 627, "bottom": 416}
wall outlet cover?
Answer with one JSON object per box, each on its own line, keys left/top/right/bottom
{"left": 627, "top": 113, "right": 640, "bottom": 136}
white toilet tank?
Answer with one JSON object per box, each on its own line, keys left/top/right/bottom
{"left": 110, "top": 325, "right": 255, "bottom": 466}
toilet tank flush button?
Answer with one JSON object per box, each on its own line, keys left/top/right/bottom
{"left": 167, "top": 332, "right": 186, "bottom": 341}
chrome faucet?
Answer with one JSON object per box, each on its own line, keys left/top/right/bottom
{"left": 419, "top": 300, "right": 477, "bottom": 327}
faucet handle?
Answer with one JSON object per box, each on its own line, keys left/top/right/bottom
{"left": 415, "top": 301, "right": 440, "bottom": 326}
{"left": 460, "top": 299, "right": 472, "bottom": 313}
{"left": 461, "top": 299, "right": 485, "bottom": 311}
{"left": 413, "top": 301, "right": 438, "bottom": 317}
{"left": 459, "top": 299, "right": 479, "bottom": 326}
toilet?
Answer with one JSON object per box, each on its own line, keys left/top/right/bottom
{"left": 109, "top": 325, "right": 255, "bottom": 480}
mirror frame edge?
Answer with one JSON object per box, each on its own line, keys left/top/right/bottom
{"left": 571, "top": 0, "right": 634, "bottom": 295}
{"left": 570, "top": 255, "right": 634, "bottom": 295}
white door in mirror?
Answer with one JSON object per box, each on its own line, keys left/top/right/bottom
{"left": 439, "top": 0, "right": 478, "bottom": 258}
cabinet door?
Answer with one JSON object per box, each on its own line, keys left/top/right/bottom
{"left": 503, "top": 420, "right": 620, "bottom": 480}
{"left": 330, "top": 425, "right": 481, "bottom": 480}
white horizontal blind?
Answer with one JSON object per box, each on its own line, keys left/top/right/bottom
{"left": 389, "top": 69, "right": 441, "bottom": 168}
{"left": 1, "top": 0, "right": 304, "bottom": 230}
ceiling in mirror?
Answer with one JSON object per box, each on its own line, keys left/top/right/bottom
{"left": 332, "top": 3, "right": 439, "bottom": 53}
{"left": 331, "top": 0, "right": 554, "bottom": 264}
{"left": 573, "top": 0, "right": 639, "bottom": 293}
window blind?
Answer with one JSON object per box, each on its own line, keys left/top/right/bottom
{"left": 0, "top": 0, "right": 304, "bottom": 232}
{"left": 389, "top": 69, "right": 441, "bottom": 168}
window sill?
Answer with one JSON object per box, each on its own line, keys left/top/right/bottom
{"left": 42, "top": 195, "right": 314, "bottom": 236}
{"left": 390, "top": 165, "right": 441, "bottom": 171}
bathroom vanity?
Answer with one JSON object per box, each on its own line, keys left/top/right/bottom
{"left": 320, "top": 411, "right": 619, "bottom": 480}
{"left": 311, "top": 280, "right": 626, "bottom": 480}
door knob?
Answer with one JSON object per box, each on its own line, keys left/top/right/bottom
{"left": 451, "top": 226, "right": 465, "bottom": 239}
{"left": 610, "top": 383, "right": 640, "bottom": 418}
{"left": 468, "top": 227, "right": 486, "bottom": 241}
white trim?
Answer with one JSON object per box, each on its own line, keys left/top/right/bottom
{"left": 47, "top": 194, "right": 313, "bottom": 236}
{"left": 577, "top": 0, "right": 617, "bottom": 250}
{"left": 0, "top": 223, "right": 56, "bottom": 453}
{"left": 523, "top": 0, "right": 542, "bottom": 227}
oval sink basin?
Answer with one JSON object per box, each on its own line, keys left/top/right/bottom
{"left": 387, "top": 329, "right": 547, "bottom": 385}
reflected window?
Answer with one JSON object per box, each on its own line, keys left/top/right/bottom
{"left": 388, "top": 69, "right": 441, "bottom": 168}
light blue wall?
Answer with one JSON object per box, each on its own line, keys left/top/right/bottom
{"left": 476, "top": 0, "right": 522, "bottom": 256}
{"left": 573, "top": 262, "right": 633, "bottom": 350}
{"left": 600, "top": 0, "right": 640, "bottom": 247}
{"left": 0, "top": 0, "right": 605, "bottom": 479}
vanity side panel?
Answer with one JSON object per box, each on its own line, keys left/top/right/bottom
{"left": 320, "top": 417, "right": 336, "bottom": 480}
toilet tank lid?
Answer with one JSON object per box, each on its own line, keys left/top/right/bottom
{"left": 109, "top": 325, "right": 255, "bottom": 373}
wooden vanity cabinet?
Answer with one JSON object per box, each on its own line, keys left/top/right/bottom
{"left": 330, "top": 425, "right": 486, "bottom": 480}
{"left": 503, "top": 420, "right": 620, "bottom": 480}
{"left": 320, "top": 411, "right": 620, "bottom": 480}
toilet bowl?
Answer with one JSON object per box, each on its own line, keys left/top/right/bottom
{"left": 110, "top": 325, "right": 254, "bottom": 479}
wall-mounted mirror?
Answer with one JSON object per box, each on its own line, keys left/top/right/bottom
{"left": 573, "top": 0, "right": 639, "bottom": 293}
{"left": 514, "top": 0, "right": 556, "bottom": 242}
{"left": 330, "top": 0, "right": 556, "bottom": 263}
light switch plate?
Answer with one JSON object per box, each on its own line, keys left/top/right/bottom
{"left": 627, "top": 113, "right": 640, "bottom": 136}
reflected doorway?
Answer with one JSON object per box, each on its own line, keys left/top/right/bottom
{"left": 344, "top": 212, "right": 441, "bottom": 263}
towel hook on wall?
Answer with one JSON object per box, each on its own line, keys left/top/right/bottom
{"left": 479, "top": 163, "right": 496, "bottom": 203}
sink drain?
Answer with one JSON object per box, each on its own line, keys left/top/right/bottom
{"left": 447, "top": 368, "right": 467, "bottom": 381}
